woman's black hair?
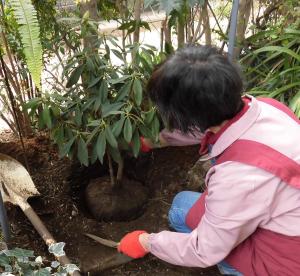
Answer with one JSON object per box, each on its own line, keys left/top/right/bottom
{"left": 147, "top": 45, "right": 244, "bottom": 132}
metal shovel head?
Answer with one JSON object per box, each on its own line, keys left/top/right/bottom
{"left": 0, "top": 153, "right": 39, "bottom": 206}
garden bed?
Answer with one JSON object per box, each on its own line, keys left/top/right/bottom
{"left": 1, "top": 134, "right": 220, "bottom": 275}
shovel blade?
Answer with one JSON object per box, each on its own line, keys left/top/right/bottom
{"left": 0, "top": 153, "right": 39, "bottom": 204}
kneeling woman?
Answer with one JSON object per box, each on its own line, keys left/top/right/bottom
{"left": 118, "top": 45, "right": 300, "bottom": 276}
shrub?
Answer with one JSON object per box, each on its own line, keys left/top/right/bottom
{"left": 241, "top": 20, "right": 300, "bottom": 117}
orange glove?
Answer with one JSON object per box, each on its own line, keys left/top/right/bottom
{"left": 140, "top": 137, "right": 152, "bottom": 153}
{"left": 118, "top": 230, "right": 149, "bottom": 258}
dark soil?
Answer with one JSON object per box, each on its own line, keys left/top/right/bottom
{"left": 85, "top": 176, "right": 148, "bottom": 221}
{"left": 0, "top": 133, "right": 221, "bottom": 276}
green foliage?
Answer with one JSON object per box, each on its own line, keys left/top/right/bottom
{"left": 241, "top": 23, "right": 300, "bottom": 117}
{"left": 32, "top": 0, "right": 57, "bottom": 50}
{"left": 0, "top": 244, "right": 79, "bottom": 275}
{"left": 9, "top": 0, "right": 43, "bottom": 89}
{"left": 145, "top": 0, "right": 204, "bottom": 15}
{"left": 26, "top": 19, "right": 161, "bottom": 168}
{"left": 0, "top": 4, "right": 23, "bottom": 58}
{"left": 98, "top": 0, "right": 119, "bottom": 20}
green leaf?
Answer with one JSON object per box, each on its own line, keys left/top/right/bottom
{"left": 94, "top": 97, "right": 101, "bottom": 112}
{"left": 123, "top": 118, "right": 133, "bottom": 143}
{"left": 105, "top": 126, "right": 118, "bottom": 148}
{"left": 66, "top": 65, "right": 85, "bottom": 88}
{"left": 112, "top": 116, "right": 125, "bottom": 137}
{"left": 87, "top": 120, "right": 101, "bottom": 127}
{"left": 107, "top": 36, "right": 121, "bottom": 49}
{"left": 168, "top": 10, "right": 178, "bottom": 28}
{"left": 140, "top": 21, "right": 151, "bottom": 31}
{"left": 145, "top": 108, "right": 155, "bottom": 124}
{"left": 99, "top": 80, "right": 108, "bottom": 103}
{"left": 140, "top": 55, "right": 153, "bottom": 73}
{"left": 111, "top": 49, "right": 124, "bottom": 61}
{"left": 0, "top": 254, "right": 10, "bottom": 269}
{"left": 50, "top": 105, "right": 60, "bottom": 117}
{"left": 132, "top": 130, "right": 140, "bottom": 158}
{"left": 48, "top": 242, "right": 66, "bottom": 257}
{"left": 91, "top": 143, "right": 98, "bottom": 164}
{"left": 86, "top": 57, "right": 95, "bottom": 71}
{"left": 10, "top": 0, "right": 43, "bottom": 89}
{"left": 269, "top": 82, "right": 300, "bottom": 98}
{"left": 60, "top": 46, "right": 65, "bottom": 55}
{"left": 59, "top": 136, "right": 76, "bottom": 157}
{"left": 24, "top": 97, "right": 41, "bottom": 109}
{"left": 77, "top": 137, "right": 89, "bottom": 166}
{"left": 87, "top": 126, "right": 100, "bottom": 144}
{"left": 102, "top": 102, "right": 125, "bottom": 117}
{"left": 42, "top": 106, "right": 52, "bottom": 128}
{"left": 109, "top": 75, "right": 131, "bottom": 84}
{"left": 115, "top": 81, "right": 131, "bottom": 102}
{"left": 4, "top": 248, "right": 34, "bottom": 258}
{"left": 118, "top": 21, "right": 135, "bottom": 31}
{"left": 253, "top": 46, "right": 300, "bottom": 62}
{"left": 289, "top": 90, "right": 300, "bottom": 115}
{"left": 87, "top": 77, "right": 101, "bottom": 88}
{"left": 53, "top": 125, "right": 64, "bottom": 144}
{"left": 151, "top": 116, "right": 160, "bottom": 141}
{"left": 33, "top": 268, "right": 51, "bottom": 276}
{"left": 83, "top": 98, "right": 96, "bottom": 111}
{"left": 64, "top": 264, "right": 80, "bottom": 274}
{"left": 107, "top": 146, "right": 121, "bottom": 163}
{"left": 139, "top": 124, "right": 152, "bottom": 138}
{"left": 133, "top": 79, "right": 143, "bottom": 106}
{"left": 96, "top": 131, "right": 106, "bottom": 163}
{"left": 75, "top": 105, "right": 82, "bottom": 126}
{"left": 38, "top": 113, "right": 45, "bottom": 129}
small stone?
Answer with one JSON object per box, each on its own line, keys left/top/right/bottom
{"left": 71, "top": 210, "right": 77, "bottom": 216}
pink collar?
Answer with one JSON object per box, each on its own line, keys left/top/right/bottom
{"left": 200, "top": 96, "right": 261, "bottom": 159}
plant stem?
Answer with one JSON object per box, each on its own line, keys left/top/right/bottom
{"left": 107, "top": 153, "right": 116, "bottom": 189}
{"left": 162, "top": 16, "right": 172, "bottom": 51}
{"left": 191, "top": 7, "right": 204, "bottom": 44}
{"left": 0, "top": 112, "right": 17, "bottom": 135}
{"left": 207, "top": 1, "right": 226, "bottom": 40}
{"left": 220, "top": 19, "right": 231, "bottom": 52}
{"left": 160, "top": 20, "right": 164, "bottom": 52}
{"left": 133, "top": 0, "right": 142, "bottom": 44}
{"left": 119, "top": 0, "right": 128, "bottom": 66}
{"left": 0, "top": 54, "right": 30, "bottom": 172}
{"left": 116, "top": 156, "right": 124, "bottom": 183}
{"left": 202, "top": 0, "right": 211, "bottom": 45}
{"left": 177, "top": 18, "right": 185, "bottom": 48}
{"left": 0, "top": 31, "right": 23, "bottom": 105}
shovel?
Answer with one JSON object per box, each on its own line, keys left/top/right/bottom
{"left": 0, "top": 153, "right": 80, "bottom": 276}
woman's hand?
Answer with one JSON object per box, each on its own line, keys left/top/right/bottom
{"left": 118, "top": 230, "right": 150, "bottom": 258}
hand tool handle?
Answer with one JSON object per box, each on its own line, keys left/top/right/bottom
{"left": 20, "top": 201, "right": 81, "bottom": 276}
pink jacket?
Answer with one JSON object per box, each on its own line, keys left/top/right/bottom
{"left": 148, "top": 96, "right": 300, "bottom": 270}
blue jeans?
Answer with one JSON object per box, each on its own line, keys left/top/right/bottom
{"left": 168, "top": 191, "right": 243, "bottom": 276}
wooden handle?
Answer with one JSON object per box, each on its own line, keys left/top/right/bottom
{"left": 21, "top": 201, "right": 81, "bottom": 276}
